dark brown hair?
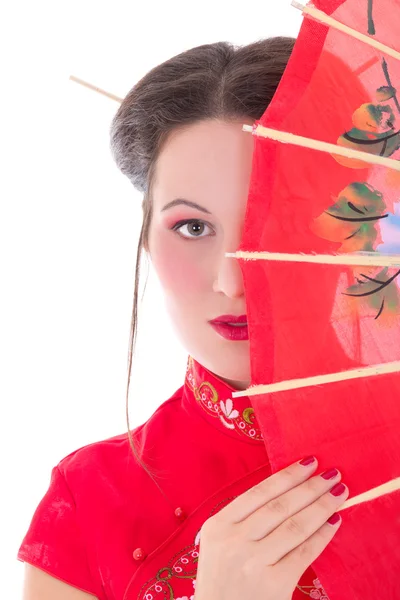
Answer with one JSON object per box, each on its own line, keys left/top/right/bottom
{"left": 109, "top": 37, "right": 295, "bottom": 490}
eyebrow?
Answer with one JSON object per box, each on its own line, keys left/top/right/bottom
{"left": 161, "top": 199, "right": 211, "bottom": 214}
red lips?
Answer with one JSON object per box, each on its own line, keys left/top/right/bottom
{"left": 209, "top": 314, "right": 247, "bottom": 324}
{"left": 209, "top": 315, "right": 249, "bottom": 341}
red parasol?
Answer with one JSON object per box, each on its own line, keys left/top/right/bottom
{"left": 230, "top": 1, "right": 400, "bottom": 598}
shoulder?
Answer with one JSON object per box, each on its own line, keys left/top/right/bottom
{"left": 56, "top": 385, "right": 185, "bottom": 492}
{"left": 18, "top": 385, "right": 189, "bottom": 600}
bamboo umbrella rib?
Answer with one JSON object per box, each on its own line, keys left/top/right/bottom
{"left": 242, "top": 124, "right": 400, "bottom": 171}
{"left": 225, "top": 250, "right": 400, "bottom": 267}
{"left": 341, "top": 478, "right": 400, "bottom": 510}
{"left": 291, "top": 1, "right": 400, "bottom": 61}
{"left": 231, "top": 361, "right": 400, "bottom": 398}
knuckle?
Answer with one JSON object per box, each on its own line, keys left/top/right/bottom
{"left": 316, "top": 493, "right": 336, "bottom": 512}
{"left": 304, "top": 476, "right": 323, "bottom": 494}
{"left": 278, "top": 468, "right": 297, "bottom": 486}
{"left": 285, "top": 516, "right": 305, "bottom": 537}
{"left": 247, "top": 482, "right": 268, "bottom": 500}
{"left": 201, "top": 516, "right": 219, "bottom": 538}
{"left": 312, "top": 524, "right": 334, "bottom": 549}
{"left": 297, "top": 540, "right": 313, "bottom": 561}
{"left": 242, "top": 553, "right": 261, "bottom": 577}
{"left": 266, "top": 496, "right": 289, "bottom": 518}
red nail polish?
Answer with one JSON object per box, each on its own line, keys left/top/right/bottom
{"left": 299, "top": 456, "right": 316, "bottom": 466}
{"left": 327, "top": 513, "right": 341, "bottom": 525}
{"left": 330, "top": 483, "right": 346, "bottom": 497}
{"left": 321, "top": 468, "right": 339, "bottom": 480}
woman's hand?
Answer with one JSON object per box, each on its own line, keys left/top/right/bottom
{"left": 194, "top": 457, "right": 348, "bottom": 600}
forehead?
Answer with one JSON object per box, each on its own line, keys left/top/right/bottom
{"left": 152, "top": 119, "right": 254, "bottom": 207}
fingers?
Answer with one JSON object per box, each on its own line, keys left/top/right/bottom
{"left": 221, "top": 457, "right": 319, "bottom": 524}
{"left": 279, "top": 513, "right": 343, "bottom": 575}
{"left": 262, "top": 482, "right": 349, "bottom": 564}
{"left": 246, "top": 468, "right": 342, "bottom": 541}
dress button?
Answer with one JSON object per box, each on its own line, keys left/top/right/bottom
{"left": 174, "top": 507, "right": 186, "bottom": 520}
{"left": 133, "top": 547, "right": 146, "bottom": 561}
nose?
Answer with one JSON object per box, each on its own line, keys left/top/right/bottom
{"left": 213, "top": 251, "right": 245, "bottom": 299}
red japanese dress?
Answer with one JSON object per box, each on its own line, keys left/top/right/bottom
{"left": 17, "top": 357, "right": 330, "bottom": 600}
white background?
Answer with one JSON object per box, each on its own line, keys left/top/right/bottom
{"left": 1, "top": 1, "right": 301, "bottom": 596}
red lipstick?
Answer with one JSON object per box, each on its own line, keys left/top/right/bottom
{"left": 209, "top": 314, "right": 249, "bottom": 341}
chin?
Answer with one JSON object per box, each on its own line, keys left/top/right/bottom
{"left": 196, "top": 339, "right": 251, "bottom": 390}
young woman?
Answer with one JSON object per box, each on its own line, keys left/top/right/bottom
{"left": 18, "top": 37, "right": 349, "bottom": 600}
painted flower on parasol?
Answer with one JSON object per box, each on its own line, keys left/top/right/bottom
{"left": 312, "top": 179, "right": 400, "bottom": 319}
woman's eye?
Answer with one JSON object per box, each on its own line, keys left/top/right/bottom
{"left": 172, "top": 219, "right": 214, "bottom": 239}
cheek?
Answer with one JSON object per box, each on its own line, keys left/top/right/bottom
{"left": 150, "top": 230, "right": 209, "bottom": 298}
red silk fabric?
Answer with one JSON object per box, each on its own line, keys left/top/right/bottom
{"left": 17, "top": 357, "right": 324, "bottom": 599}
{"left": 240, "top": 1, "right": 400, "bottom": 598}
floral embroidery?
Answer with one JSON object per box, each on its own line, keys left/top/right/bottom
{"left": 297, "top": 578, "right": 330, "bottom": 599}
{"left": 219, "top": 398, "right": 240, "bottom": 428}
{"left": 175, "top": 578, "right": 196, "bottom": 600}
{"left": 135, "top": 494, "right": 330, "bottom": 600}
{"left": 135, "top": 544, "right": 199, "bottom": 600}
{"left": 135, "top": 497, "right": 235, "bottom": 600}
{"left": 185, "top": 356, "right": 263, "bottom": 441}
{"left": 173, "top": 578, "right": 330, "bottom": 600}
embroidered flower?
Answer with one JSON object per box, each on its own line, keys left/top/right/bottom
{"left": 220, "top": 399, "right": 239, "bottom": 420}
{"left": 174, "top": 580, "right": 196, "bottom": 600}
{"left": 186, "top": 357, "right": 263, "bottom": 442}
{"left": 309, "top": 578, "right": 330, "bottom": 599}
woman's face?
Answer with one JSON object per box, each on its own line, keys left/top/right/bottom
{"left": 148, "top": 119, "right": 255, "bottom": 389}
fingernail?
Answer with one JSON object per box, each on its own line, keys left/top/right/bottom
{"left": 299, "top": 456, "right": 316, "bottom": 466}
{"left": 330, "top": 483, "right": 346, "bottom": 497}
{"left": 327, "top": 513, "right": 341, "bottom": 526}
{"left": 321, "top": 468, "right": 339, "bottom": 480}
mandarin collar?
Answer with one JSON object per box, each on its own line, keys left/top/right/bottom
{"left": 183, "top": 356, "right": 264, "bottom": 444}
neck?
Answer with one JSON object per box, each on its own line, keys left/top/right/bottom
{"left": 218, "top": 374, "right": 250, "bottom": 391}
